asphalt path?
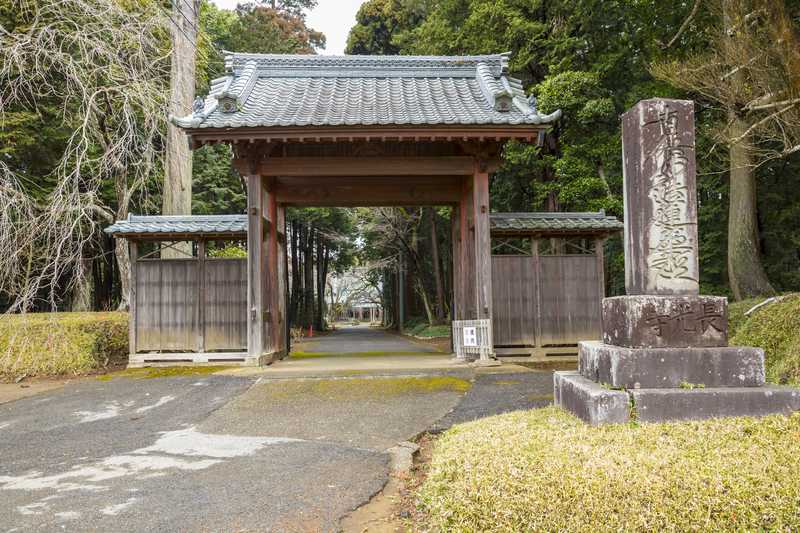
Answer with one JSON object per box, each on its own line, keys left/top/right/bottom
{"left": 0, "top": 375, "right": 388, "bottom": 532}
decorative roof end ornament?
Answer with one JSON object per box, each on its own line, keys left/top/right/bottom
{"left": 216, "top": 92, "right": 238, "bottom": 114}
{"left": 192, "top": 96, "right": 205, "bottom": 116}
{"left": 527, "top": 94, "right": 538, "bottom": 114}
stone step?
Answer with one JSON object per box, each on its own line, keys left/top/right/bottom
{"left": 554, "top": 371, "right": 800, "bottom": 424}
{"left": 631, "top": 386, "right": 800, "bottom": 422}
{"left": 579, "top": 341, "right": 765, "bottom": 389}
{"left": 553, "top": 371, "right": 630, "bottom": 425}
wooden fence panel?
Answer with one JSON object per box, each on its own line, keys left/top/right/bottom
{"left": 204, "top": 259, "right": 248, "bottom": 351}
{"left": 538, "top": 256, "right": 601, "bottom": 346}
{"left": 136, "top": 260, "right": 199, "bottom": 351}
{"left": 491, "top": 256, "right": 538, "bottom": 346}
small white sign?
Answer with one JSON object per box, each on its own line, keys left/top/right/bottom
{"left": 463, "top": 327, "right": 478, "bottom": 347}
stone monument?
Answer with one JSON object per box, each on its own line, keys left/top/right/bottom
{"left": 554, "top": 98, "right": 800, "bottom": 424}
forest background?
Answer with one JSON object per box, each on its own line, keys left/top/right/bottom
{"left": 1, "top": 0, "right": 798, "bottom": 331}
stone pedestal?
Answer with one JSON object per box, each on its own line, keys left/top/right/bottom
{"left": 556, "top": 294, "right": 798, "bottom": 424}
{"left": 554, "top": 98, "right": 800, "bottom": 424}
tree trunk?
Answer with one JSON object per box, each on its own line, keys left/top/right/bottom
{"left": 71, "top": 257, "right": 93, "bottom": 311}
{"left": 727, "top": 112, "right": 775, "bottom": 300}
{"left": 162, "top": 0, "right": 198, "bottom": 259}
{"left": 722, "top": 0, "right": 775, "bottom": 300}
{"left": 427, "top": 207, "right": 446, "bottom": 322}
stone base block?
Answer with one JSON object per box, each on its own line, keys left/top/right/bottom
{"left": 579, "top": 341, "right": 765, "bottom": 389}
{"left": 631, "top": 386, "right": 800, "bottom": 422}
{"left": 553, "top": 371, "right": 630, "bottom": 425}
{"left": 603, "top": 295, "right": 727, "bottom": 348}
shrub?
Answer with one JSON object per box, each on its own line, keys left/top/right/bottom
{"left": 730, "top": 294, "right": 800, "bottom": 384}
{"left": 0, "top": 312, "right": 128, "bottom": 380}
{"left": 419, "top": 407, "right": 800, "bottom": 532}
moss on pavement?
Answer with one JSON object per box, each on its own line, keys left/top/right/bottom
{"left": 262, "top": 376, "right": 471, "bottom": 400}
{"left": 97, "top": 366, "right": 234, "bottom": 380}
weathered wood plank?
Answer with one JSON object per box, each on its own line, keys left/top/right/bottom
{"left": 135, "top": 259, "right": 199, "bottom": 351}
{"left": 538, "top": 255, "right": 602, "bottom": 346}
{"left": 204, "top": 259, "right": 248, "bottom": 351}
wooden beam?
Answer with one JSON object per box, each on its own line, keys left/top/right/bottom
{"left": 259, "top": 157, "right": 475, "bottom": 177}
{"left": 187, "top": 125, "right": 548, "bottom": 146}
{"left": 274, "top": 177, "right": 461, "bottom": 206}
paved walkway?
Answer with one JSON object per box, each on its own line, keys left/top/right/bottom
{"left": 233, "top": 325, "right": 461, "bottom": 377}
{"left": 0, "top": 370, "right": 469, "bottom": 531}
{"left": 0, "top": 326, "right": 557, "bottom": 531}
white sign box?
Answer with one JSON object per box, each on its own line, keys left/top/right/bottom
{"left": 462, "top": 326, "right": 478, "bottom": 347}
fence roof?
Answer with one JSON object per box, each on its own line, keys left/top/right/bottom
{"left": 106, "top": 211, "right": 622, "bottom": 239}
{"left": 170, "top": 53, "right": 562, "bottom": 130}
{"left": 105, "top": 214, "right": 247, "bottom": 239}
{"left": 490, "top": 212, "right": 623, "bottom": 236}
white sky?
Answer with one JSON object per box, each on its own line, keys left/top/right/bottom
{"left": 209, "top": 0, "right": 366, "bottom": 55}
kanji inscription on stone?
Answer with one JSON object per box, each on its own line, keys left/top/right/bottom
{"left": 621, "top": 99, "right": 699, "bottom": 295}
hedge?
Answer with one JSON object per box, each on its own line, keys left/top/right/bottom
{"left": 0, "top": 312, "right": 128, "bottom": 380}
{"left": 419, "top": 407, "right": 800, "bottom": 532}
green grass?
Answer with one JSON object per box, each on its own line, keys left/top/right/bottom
{"left": 418, "top": 406, "right": 800, "bottom": 532}
{"left": 0, "top": 312, "right": 128, "bottom": 380}
{"left": 730, "top": 294, "right": 800, "bottom": 384}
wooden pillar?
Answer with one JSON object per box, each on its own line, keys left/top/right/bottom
{"left": 276, "top": 203, "right": 288, "bottom": 357}
{"left": 128, "top": 240, "right": 138, "bottom": 356}
{"left": 265, "top": 179, "right": 283, "bottom": 357}
{"left": 247, "top": 173, "right": 268, "bottom": 361}
{"left": 460, "top": 175, "right": 476, "bottom": 319}
{"left": 197, "top": 239, "right": 206, "bottom": 353}
{"left": 472, "top": 162, "right": 493, "bottom": 322}
{"left": 450, "top": 205, "right": 464, "bottom": 320}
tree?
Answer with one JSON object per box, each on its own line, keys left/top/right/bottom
{"left": 227, "top": 4, "right": 324, "bottom": 54}
{"left": 345, "top": 0, "right": 428, "bottom": 55}
{"left": 0, "top": 0, "right": 168, "bottom": 311}
{"left": 163, "top": 0, "right": 200, "bottom": 261}
{"left": 651, "top": 0, "right": 799, "bottom": 299}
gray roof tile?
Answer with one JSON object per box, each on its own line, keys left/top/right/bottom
{"left": 490, "top": 212, "right": 623, "bottom": 234}
{"left": 105, "top": 215, "right": 247, "bottom": 237}
{"left": 172, "top": 53, "right": 561, "bottom": 130}
{"left": 107, "top": 212, "right": 620, "bottom": 239}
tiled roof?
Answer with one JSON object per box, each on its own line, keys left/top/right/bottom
{"left": 171, "top": 53, "right": 561, "bottom": 130}
{"left": 105, "top": 215, "right": 247, "bottom": 237}
{"left": 490, "top": 212, "right": 623, "bottom": 234}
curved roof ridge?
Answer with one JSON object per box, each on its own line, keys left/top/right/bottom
{"left": 171, "top": 52, "right": 563, "bottom": 131}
